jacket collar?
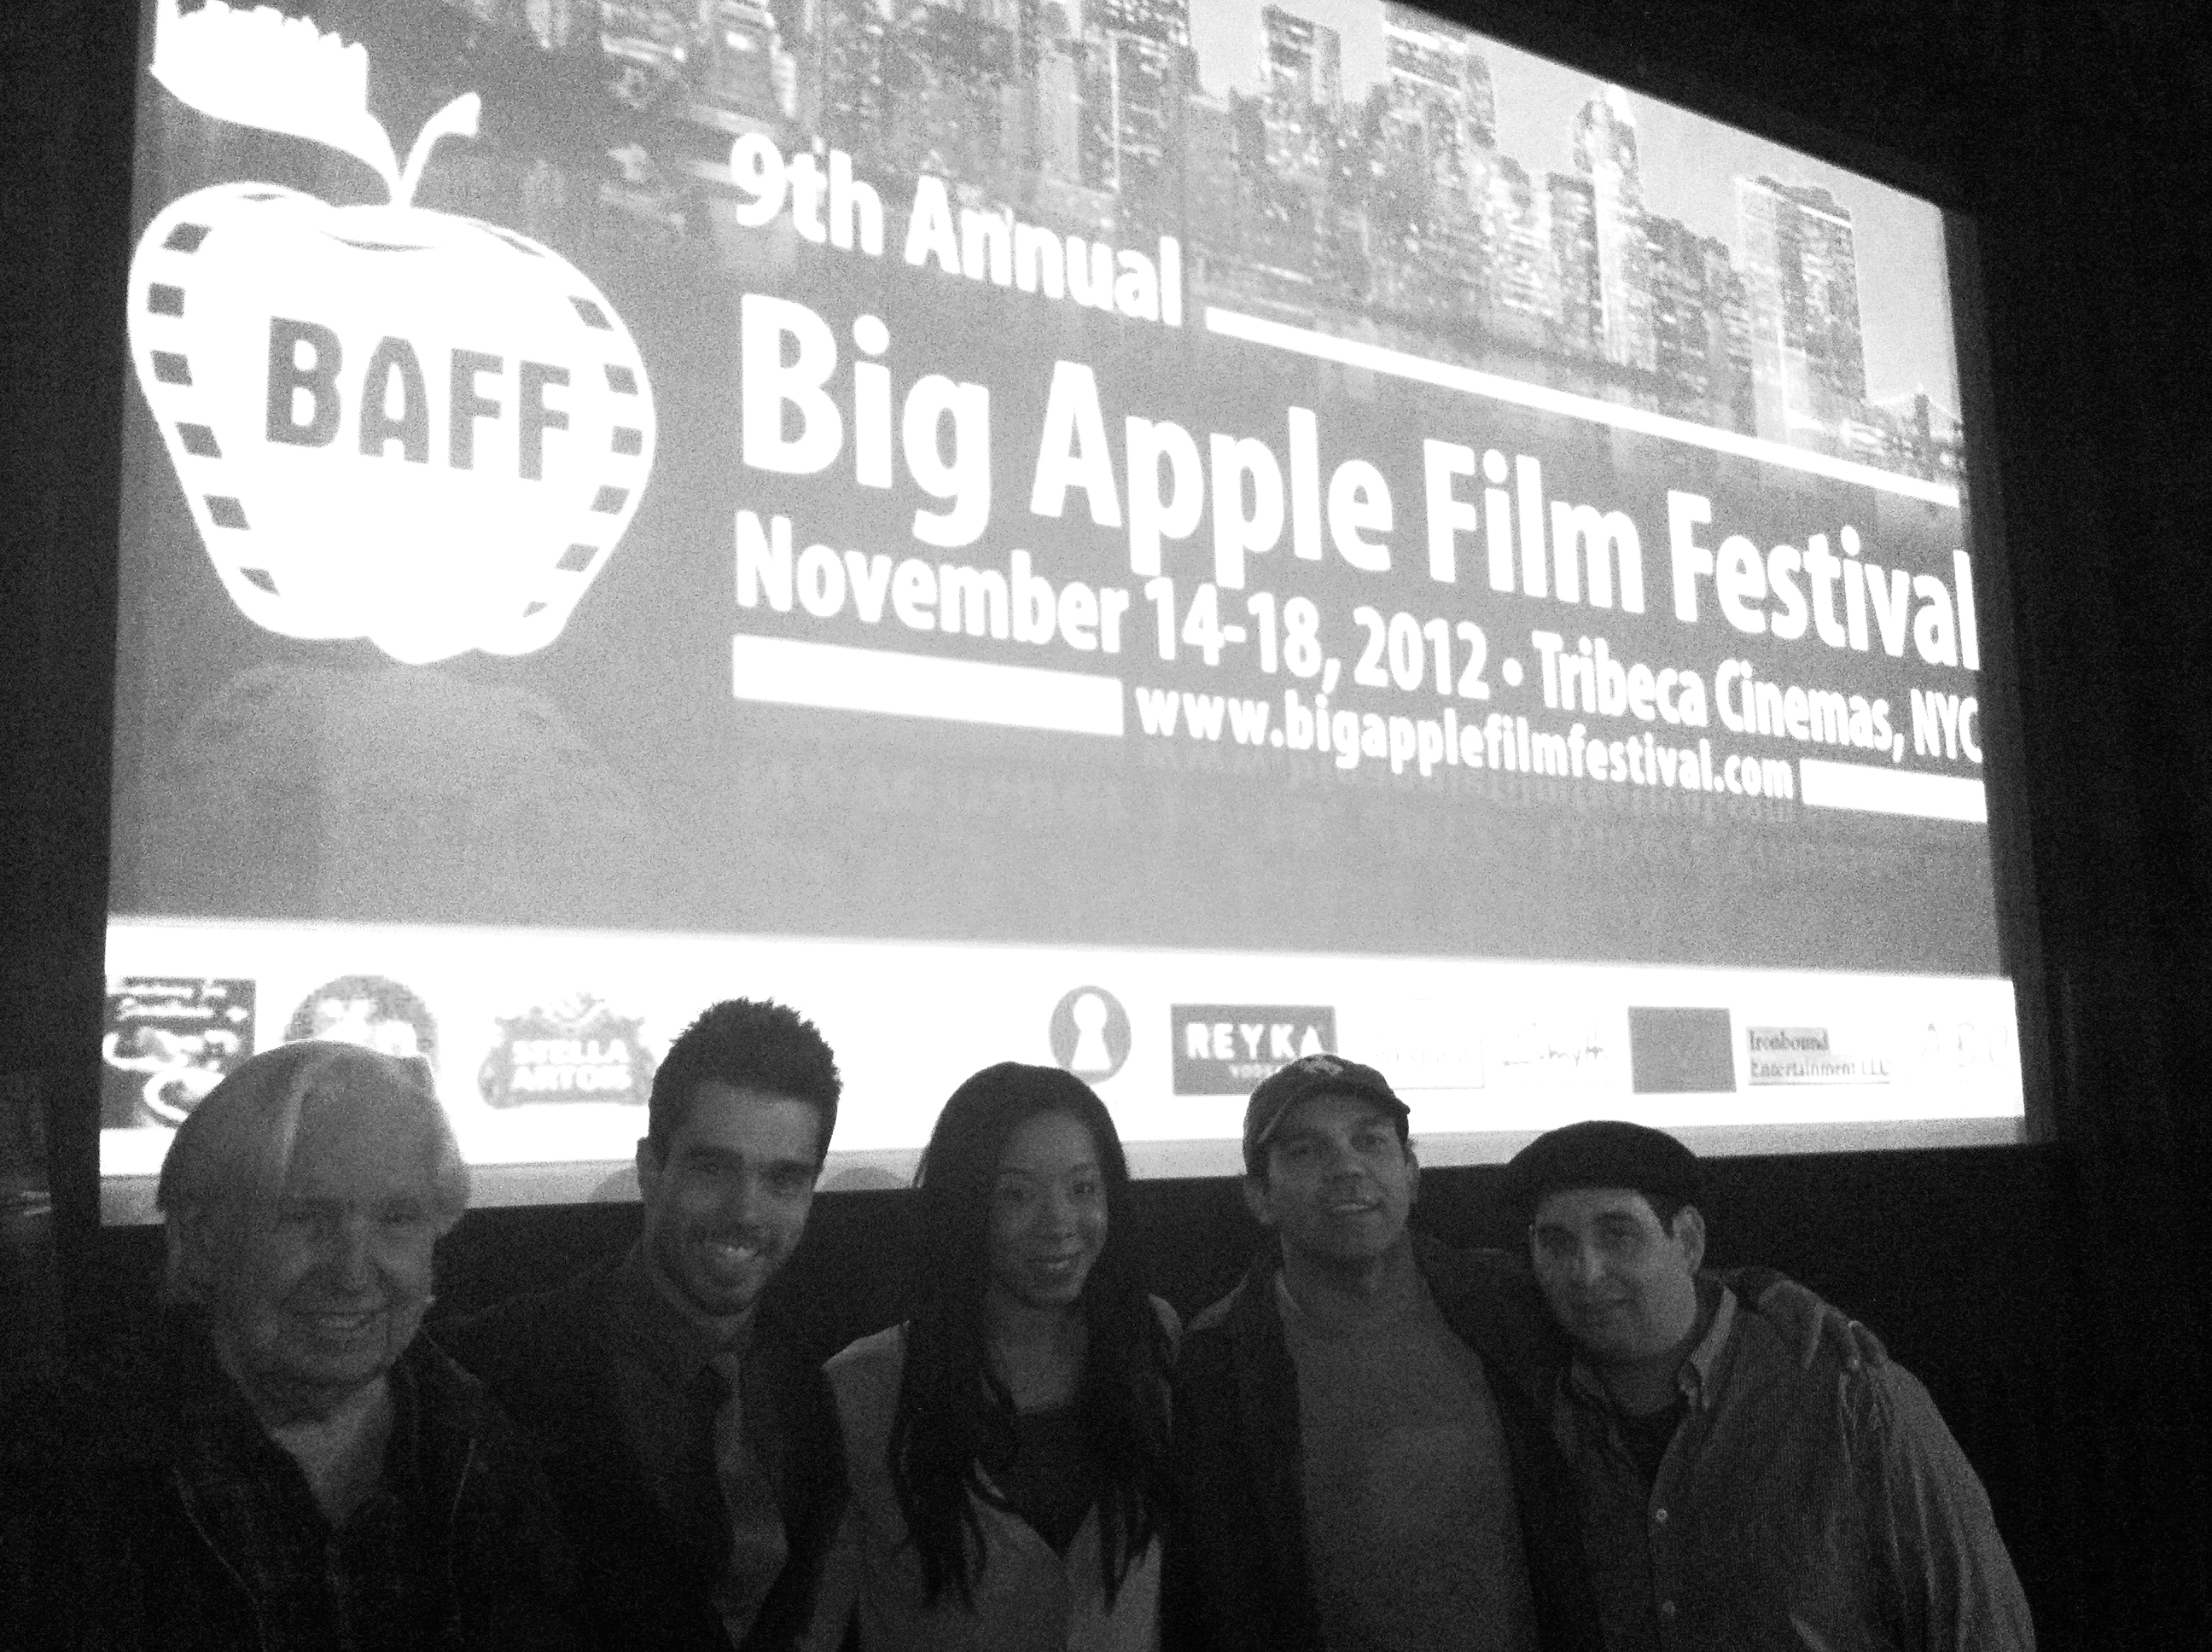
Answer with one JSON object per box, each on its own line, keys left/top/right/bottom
{"left": 141, "top": 1311, "right": 488, "bottom": 1530}
{"left": 1562, "top": 1278, "right": 1738, "bottom": 1422}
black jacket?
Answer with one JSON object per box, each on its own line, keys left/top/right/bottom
{"left": 1167, "top": 1235, "right": 1604, "bottom": 1652}
{"left": 434, "top": 1260, "right": 847, "bottom": 1652}
{"left": 0, "top": 1318, "right": 586, "bottom": 1652}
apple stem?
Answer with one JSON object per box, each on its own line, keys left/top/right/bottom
{"left": 395, "top": 94, "right": 483, "bottom": 209}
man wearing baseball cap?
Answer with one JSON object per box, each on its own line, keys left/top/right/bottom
{"left": 1509, "top": 1120, "right": 2034, "bottom": 1649}
{"left": 1170, "top": 1054, "right": 1601, "bottom": 1652}
{"left": 1168, "top": 1058, "right": 1877, "bottom": 1652}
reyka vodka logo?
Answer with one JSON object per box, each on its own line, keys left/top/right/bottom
{"left": 127, "top": 1, "right": 656, "bottom": 665}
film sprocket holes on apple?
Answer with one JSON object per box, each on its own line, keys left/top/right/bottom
{"left": 100, "top": 0, "right": 2023, "bottom": 1207}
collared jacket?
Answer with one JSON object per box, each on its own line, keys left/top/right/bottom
{"left": 435, "top": 1258, "right": 848, "bottom": 1652}
{"left": 806, "top": 1312, "right": 1175, "bottom": 1652}
{"left": 1167, "top": 1236, "right": 1604, "bottom": 1652}
{"left": 1551, "top": 1285, "right": 2035, "bottom": 1652}
{"left": 0, "top": 1317, "right": 585, "bottom": 1652}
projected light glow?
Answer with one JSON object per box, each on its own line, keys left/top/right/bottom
{"left": 101, "top": 0, "right": 2020, "bottom": 1219}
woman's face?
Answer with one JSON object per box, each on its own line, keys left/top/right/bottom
{"left": 987, "top": 1111, "right": 1109, "bottom": 1314}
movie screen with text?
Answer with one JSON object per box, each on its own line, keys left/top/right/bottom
{"left": 101, "top": 0, "right": 2021, "bottom": 1218}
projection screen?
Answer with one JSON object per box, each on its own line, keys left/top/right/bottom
{"left": 100, "top": 0, "right": 2023, "bottom": 1218}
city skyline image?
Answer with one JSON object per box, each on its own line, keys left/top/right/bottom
{"left": 1187, "top": 0, "right": 1955, "bottom": 417}
{"left": 373, "top": 0, "right": 1964, "bottom": 485}
{"left": 1062, "top": 0, "right": 1953, "bottom": 424}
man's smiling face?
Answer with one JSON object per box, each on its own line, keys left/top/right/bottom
{"left": 197, "top": 1079, "right": 445, "bottom": 1415}
{"left": 1244, "top": 1090, "right": 1417, "bottom": 1265}
{"left": 636, "top": 1081, "right": 824, "bottom": 1325}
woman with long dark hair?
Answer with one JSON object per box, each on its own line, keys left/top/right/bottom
{"left": 807, "top": 1062, "right": 1178, "bottom": 1650}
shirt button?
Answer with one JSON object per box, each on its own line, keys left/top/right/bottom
{"left": 1659, "top": 1600, "right": 1679, "bottom": 1620}
{"left": 1652, "top": 1507, "right": 1668, "bottom": 1526}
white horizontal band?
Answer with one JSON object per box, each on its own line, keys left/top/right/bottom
{"left": 1799, "top": 757, "right": 1986, "bottom": 821}
{"left": 732, "top": 633, "right": 1125, "bottom": 736}
{"left": 1203, "top": 305, "right": 1960, "bottom": 509}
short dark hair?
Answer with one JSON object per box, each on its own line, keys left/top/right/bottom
{"left": 646, "top": 999, "right": 841, "bottom": 1162}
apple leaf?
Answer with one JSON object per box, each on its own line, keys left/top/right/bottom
{"left": 150, "top": 0, "right": 403, "bottom": 201}
{"left": 397, "top": 95, "right": 484, "bottom": 212}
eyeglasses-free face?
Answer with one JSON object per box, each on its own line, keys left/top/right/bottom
{"left": 1528, "top": 1187, "right": 1705, "bottom": 1368}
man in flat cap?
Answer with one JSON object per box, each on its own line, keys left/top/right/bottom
{"left": 1169, "top": 1056, "right": 1866, "bottom": 1652}
{"left": 0, "top": 1041, "right": 584, "bottom": 1651}
{"left": 1509, "top": 1120, "right": 2034, "bottom": 1650}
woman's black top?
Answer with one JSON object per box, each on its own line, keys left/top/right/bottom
{"left": 992, "top": 1404, "right": 1100, "bottom": 1556}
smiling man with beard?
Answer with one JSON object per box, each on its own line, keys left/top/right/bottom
{"left": 438, "top": 999, "right": 848, "bottom": 1652}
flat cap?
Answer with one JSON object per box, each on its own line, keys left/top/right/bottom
{"left": 1243, "top": 1054, "right": 1408, "bottom": 1174}
{"left": 1505, "top": 1120, "right": 1701, "bottom": 1214}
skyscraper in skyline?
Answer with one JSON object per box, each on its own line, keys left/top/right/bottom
{"left": 1258, "top": 4, "right": 1341, "bottom": 188}
{"left": 1085, "top": 0, "right": 1197, "bottom": 234}
{"left": 1548, "top": 170, "right": 1600, "bottom": 358}
{"left": 1260, "top": 4, "right": 1342, "bottom": 108}
{"left": 814, "top": 0, "right": 889, "bottom": 152}
{"left": 1571, "top": 84, "right": 1653, "bottom": 371}
{"left": 1737, "top": 173, "right": 1868, "bottom": 445}
{"left": 1488, "top": 154, "right": 1557, "bottom": 339}
{"left": 876, "top": 2, "right": 1020, "bottom": 189}
{"left": 1032, "top": 2, "right": 1083, "bottom": 183}
{"left": 1366, "top": 3, "right": 1492, "bottom": 323}
{"left": 1380, "top": 3, "right": 1494, "bottom": 195}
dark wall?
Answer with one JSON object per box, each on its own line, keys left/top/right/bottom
{"left": 6, "top": 2, "right": 2209, "bottom": 1649}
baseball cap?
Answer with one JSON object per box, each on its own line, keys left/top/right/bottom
{"left": 1504, "top": 1120, "right": 1702, "bottom": 1216}
{"left": 1243, "top": 1054, "right": 1410, "bottom": 1174}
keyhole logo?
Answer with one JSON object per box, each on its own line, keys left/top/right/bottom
{"left": 1049, "top": 986, "right": 1131, "bottom": 1082}
{"left": 125, "top": 0, "right": 656, "bottom": 666}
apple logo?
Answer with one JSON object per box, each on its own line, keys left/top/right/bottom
{"left": 125, "top": 0, "right": 656, "bottom": 666}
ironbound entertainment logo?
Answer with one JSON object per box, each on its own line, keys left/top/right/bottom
{"left": 1746, "top": 1025, "right": 1891, "bottom": 1085}
{"left": 1170, "top": 1006, "right": 1336, "bottom": 1096}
